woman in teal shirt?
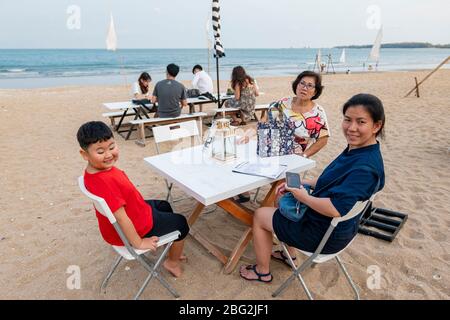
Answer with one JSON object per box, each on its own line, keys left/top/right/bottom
{"left": 240, "top": 93, "right": 385, "bottom": 283}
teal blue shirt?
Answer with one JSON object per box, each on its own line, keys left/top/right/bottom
{"left": 307, "top": 142, "right": 385, "bottom": 240}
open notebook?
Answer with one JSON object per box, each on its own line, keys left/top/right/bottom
{"left": 232, "top": 161, "right": 287, "bottom": 179}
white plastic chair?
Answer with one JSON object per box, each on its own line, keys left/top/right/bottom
{"left": 272, "top": 197, "right": 374, "bottom": 300}
{"left": 152, "top": 120, "right": 216, "bottom": 213}
{"left": 152, "top": 120, "right": 201, "bottom": 203}
{"left": 78, "top": 176, "right": 181, "bottom": 300}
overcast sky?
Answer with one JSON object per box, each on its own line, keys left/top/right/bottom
{"left": 0, "top": 0, "right": 449, "bottom": 49}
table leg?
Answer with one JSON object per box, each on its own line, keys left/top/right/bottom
{"left": 223, "top": 227, "right": 253, "bottom": 274}
{"left": 216, "top": 199, "right": 253, "bottom": 226}
{"left": 187, "top": 202, "right": 205, "bottom": 226}
{"left": 261, "top": 180, "right": 284, "bottom": 207}
{"left": 116, "top": 109, "right": 129, "bottom": 132}
{"left": 188, "top": 103, "right": 195, "bottom": 114}
{"left": 186, "top": 184, "right": 281, "bottom": 274}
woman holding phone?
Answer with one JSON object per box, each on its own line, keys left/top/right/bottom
{"left": 239, "top": 93, "right": 386, "bottom": 283}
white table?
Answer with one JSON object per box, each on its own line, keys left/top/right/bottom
{"left": 103, "top": 101, "right": 155, "bottom": 133}
{"left": 144, "top": 140, "right": 315, "bottom": 273}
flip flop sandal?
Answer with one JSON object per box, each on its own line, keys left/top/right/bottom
{"left": 272, "top": 250, "right": 297, "bottom": 268}
{"left": 240, "top": 264, "right": 273, "bottom": 283}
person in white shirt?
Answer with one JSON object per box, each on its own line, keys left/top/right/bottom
{"left": 132, "top": 72, "right": 152, "bottom": 99}
{"left": 192, "top": 64, "right": 214, "bottom": 94}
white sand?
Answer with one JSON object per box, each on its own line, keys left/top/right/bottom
{"left": 0, "top": 70, "right": 449, "bottom": 299}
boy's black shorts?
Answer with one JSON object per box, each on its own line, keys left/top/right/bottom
{"left": 143, "top": 200, "right": 189, "bottom": 241}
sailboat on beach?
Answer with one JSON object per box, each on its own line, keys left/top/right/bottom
{"left": 106, "top": 13, "right": 127, "bottom": 85}
{"left": 339, "top": 48, "right": 346, "bottom": 65}
{"left": 367, "top": 26, "right": 383, "bottom": 70}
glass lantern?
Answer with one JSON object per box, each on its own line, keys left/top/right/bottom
{"left": 211, "top": 118, "right": 237, "bottom": 161}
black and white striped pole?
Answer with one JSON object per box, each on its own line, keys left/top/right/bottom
{"left": 212, "top": 0, "right": 225, "bottom": 108}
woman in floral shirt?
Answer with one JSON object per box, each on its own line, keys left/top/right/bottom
{"left": 279, "top": 70, "right": 329, "bottom": 158}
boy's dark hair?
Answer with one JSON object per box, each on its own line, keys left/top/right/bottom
{"left": 167, "top": 63, "right": 180, "bottom": 77}
{"left": 192, "top": 64, "right": 203, "bottom": 74}
{"left": 342, "top": 93, "right": 386, "bottom": 138}
{"left": 292, "top": 70, "right": 323, "bottom": 100}
{"left": 77, "top": 121, "right": 114, "bottom": 150}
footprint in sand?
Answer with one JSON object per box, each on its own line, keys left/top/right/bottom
{"left": 406, "top": 229, "right": 425, "bottom": 240}
{"left": 430, "top": 231, "right": 447, "bottom": 242}
{"left": 441, "top": 254, "right": 450, "bottom": 261}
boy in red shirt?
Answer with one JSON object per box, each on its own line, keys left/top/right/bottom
{"left": 77, "top": 121, "right": 189, "bottom": 277}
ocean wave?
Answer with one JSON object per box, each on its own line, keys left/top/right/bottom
{"left": 0, "top": 68, "right": 28, "bottom": 73}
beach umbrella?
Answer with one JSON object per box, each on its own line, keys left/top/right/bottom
{"left": 212, "top": 0, "right": 225, "bottom": 107}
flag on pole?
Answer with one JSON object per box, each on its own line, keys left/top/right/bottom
{"left": 106, "top": 13, "right": 117, "bottom": 51}
{"left": 212, "top": 0, "right": 225, "bottom": 58}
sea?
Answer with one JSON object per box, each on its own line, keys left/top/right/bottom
{"left": 1, "top": 48, "right": 449, "bottom": 89}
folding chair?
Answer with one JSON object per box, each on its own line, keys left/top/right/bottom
{"left": 152, "top": 120, "right": 216, "bottom": 213}
{"left": 78, "top": 176, "right": 181, "bottom": 300}
{"left": 272, "top": 197, "right": 374, "bottom": 300}
{"left": 152, "top": 120, "right": 201, "bottom": 203}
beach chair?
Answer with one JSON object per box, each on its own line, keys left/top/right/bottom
{"left": 272, "top": 197, "right": 374, "bottom": 300}
{"left": 78, "top": 176, "right": 180, "bottom": 300}
{"left": 152, "top": 120, "right": 216, "bottom": 214}
{"left": 152, "top": 120, "right": 202, "bottom": 203}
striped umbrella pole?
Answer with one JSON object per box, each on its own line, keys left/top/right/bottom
{"left": 212, "top": 0, "right": 225, "bottom": 108}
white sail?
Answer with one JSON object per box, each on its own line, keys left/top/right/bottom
{"left": 339, "top": 48, "right": 346, "bottom": 64}
{"left": 317, "top": 48, "right": 322, "bottom": 66}
{"left": 106, "top": 13, "right": 117, "bottom": 51}
{"left": 368, "top": 27, "right": 383, "bottom": 63}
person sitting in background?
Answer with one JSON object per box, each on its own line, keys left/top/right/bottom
{"left": 78, "top": 121, "right": 189, "bottom": 277}
{"left": 151, "top": 64, "right": 187, "bottom": 118}
{"left": 225, "top": 66, "right": 259, "bottom": 126}
{"left": 239, "top": 93, "right": 385, "bottom": 282}
{"left": 278, "top": 70, "right": 329, "bottom": 158}
{"left": 192, "top": 64, "right": 213, "bottom": 95}
{"left": 132, "top": 72, "right": 152, "bottom": 100}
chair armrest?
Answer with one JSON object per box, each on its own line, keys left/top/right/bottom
{"left": 156, "top": 231, "right": 181, "bottom": 247}
{"left": 331, "top": 200, "right": 370, "bottom": 227}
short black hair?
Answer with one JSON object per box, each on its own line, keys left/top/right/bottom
{"left": 342, "top": 93, "right": 386, "bottom": 138}
{"left": 292, "top": 71, "right": 323, "bottom": 100}
{"left": 192, "top": 64, "right": 203, "bottom": 74}
{"left": 167, "top": 63, "right": 180, "bottom": 77}
{"left": 77, "top": 121, "right": 114, "bottom": 150}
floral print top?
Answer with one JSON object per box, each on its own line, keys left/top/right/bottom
{"left": 279, "top": 97, "right": 330, "bottom": 152}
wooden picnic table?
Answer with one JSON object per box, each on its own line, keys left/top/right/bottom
{"left": 144, "top": 140, "right": 315, "bottom": 274}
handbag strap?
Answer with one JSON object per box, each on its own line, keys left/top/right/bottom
{"left": 267, "top": 100, "right": 285, "bottom": 122}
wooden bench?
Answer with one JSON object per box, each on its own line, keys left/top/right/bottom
{"left": 130, "top": 112, "right": 208, "bottom": 147}
{"left": 102, "top": 111, "right": 136, "bottom": 129}
{"left": 213, "top": 104, "right": 269, "bottom": 121}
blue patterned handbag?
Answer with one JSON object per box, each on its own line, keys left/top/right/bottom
{"left": 278, "top": 185, "right": 312, "bottom": 222}
{"left": 257, "top": 101, "right": 296, "bottom": 157}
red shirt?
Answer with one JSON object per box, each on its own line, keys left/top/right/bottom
{"left": 83, "top": 166, "right": 153, "bottom": 246}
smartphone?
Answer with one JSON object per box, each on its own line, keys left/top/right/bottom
{"left": 286, "top": 172, "right": 301, "bottom": 189}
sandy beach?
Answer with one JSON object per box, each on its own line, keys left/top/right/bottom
{"left": 0, "top": 70, "right": 449, "bottom": 300}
